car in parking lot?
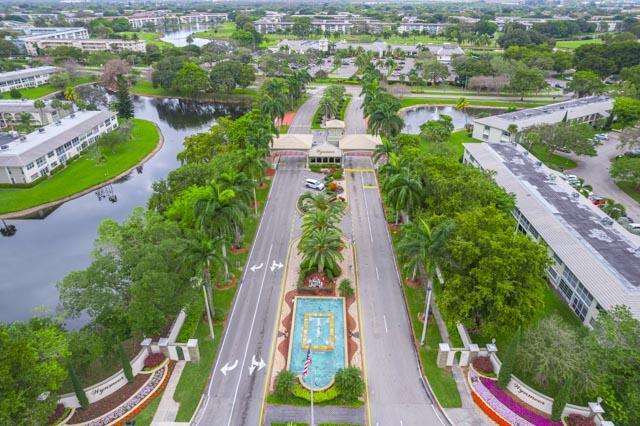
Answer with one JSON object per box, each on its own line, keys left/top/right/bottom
{"left": 629, "top": 223, "right": 640, "bottom": 230}
{"left": 594, "top": 133, "right": 609, "bottom": 141}
{"left": 589, "top": 195, "right": 606, "bottom": 206}
{"left": 305, "top": 178, "right": 325, "bottom": 191}
{"left": 622, "top": 149, "right": 640, "bottom": 158}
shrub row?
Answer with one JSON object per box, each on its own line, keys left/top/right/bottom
{"left": 292, "top": 383, "right": 340, "bottom": 403}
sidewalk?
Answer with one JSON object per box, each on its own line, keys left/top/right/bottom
{"left": 152, "top": 361, "right": 186, "bottom": 423}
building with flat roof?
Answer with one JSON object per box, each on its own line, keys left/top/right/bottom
{"left": 0, "top": 99, "right": 70, "bottom": 128}
{"left": 127, "top": 12, "right": 227, "bottom": 28}
{"left": 0, "top": 66, "right": 58, "bottom": 93}
{"left": 24, "top": 37, "right": 145, "bottom": 55}
{"left": 397, "top": 21, "right": 451, "bottom": 35}
{"left": 472, "top": 96, "right": 613, "bottom": 144}
{"left": 463, "top": 141, "right": 640, "bottom": 325}
{"left": 0, "top": 110, "right": 118, "bottom": 184}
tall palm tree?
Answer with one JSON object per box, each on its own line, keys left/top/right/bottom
{"left": 259, "top": 94, "right": 286, "bottom": 128}
{"left": 298, "top": 229, "right": 344, "bottom": 274}
{"left": 33, "top": 99, "right": 46, "bottom": 126}
{"left": 368, "top": 101, "right": 405, "bottom": 138}
{"left": 456, "top": 97, "right": 470, "bottom": 124}
{"left": 397, "top": 218, "right": 454, "bottom": 283}
{"left": 237, "top": 146, "right": 268, "bottom": 214}
{"left": 384, "top": 171, "right": 424, "bottom": 224}
{"left": 17, "top": 112, "right": 34, "bottom": 133}
{"left": 507, "top": 124, "right": 518, "bottom": 143}
{"left": 372, "top": 139, "right": 399, "bottom": 165}
{"left": 51, "top": 99, "right": 63, "bottom": 119}
{"left": 300, "top": 191, "right": 344, "bottom": 215}
{"left": 302, "top": 209, "right": 342, "bottom": 237}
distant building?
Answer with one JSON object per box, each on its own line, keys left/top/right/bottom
{"left": 24, "top": 38, "right": 146, "bottom": 55}
{"left": 254, "top": 11, "right": 388, "bottom": 35}
{"left": 397, "top": 21, "right": 451, "bottom": 35}
{"left": 472, "top": 96, "right": 613, "bottom": 144}
{"left": 0, "top": 66, "right": 58, "bottom": 93}
{"left": 0, "top": 100, "right": 70, "bottom": 128}
{"left": 463, "top": 141, "right": 640, "bottom": 325}
{"left": 0, "top": 110, "right": 118, "bottom": 184}
{"left": 127, "top": 11, "right": 227, "bottom": 28}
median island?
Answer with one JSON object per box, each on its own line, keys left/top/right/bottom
{"left": 0, "top": 118, "right": 161, "bottom": 216}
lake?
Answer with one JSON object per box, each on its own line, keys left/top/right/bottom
{"left": 0, "top": 96, "right": 250, "bottom": 323}
{"left": 160, "top": 24, "right": 212, "bottom": 47}
{"left": 401, "top": 105, "right": 500, "bottom": 134}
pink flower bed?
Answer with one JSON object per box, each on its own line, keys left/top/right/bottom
{"left": 470, "top": 368, "right": 561, "bottom": 426}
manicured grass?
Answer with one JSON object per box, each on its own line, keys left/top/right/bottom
{"left": 172, "top": 180, "right": 272, "bottom": 421}
{"left": 400, "top": 97, "right": 549, "bottom": 109}
{"left": 193, "top": 22, "right": 237, "bottom": 40}
{"left": 0, "top": 74, "right": 96, "bottom": 100}
{"left": 419, "top": 130, "right": 478, "bottom": 159}
{"left": 410, "top": 87, "right": 560, "bottom": 98}
{"left": 131, "top": 80, "right": 257, "bottom": 100}
{"left": 528, "top": 143, "right": 578, "bottom": 171}
{"left": 132, "top": 395, "right": 162, "bottom": 426}
{"left": 556, "top": 38, "right": 604, "bottom": 49}
{"left": 616, "top": 180, "right": 640, "bottom": 204}
{"left": 118, "top": 31, "right": 172, "bottom": 48}
{"left": 386, "top": 34, "right": 497, "bottom": 47}
{"left": 0, "top": 119, "right": 159, "bottom": 215}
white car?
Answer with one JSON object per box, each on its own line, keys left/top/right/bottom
{"left": 630, "top": 223, "right": 640, "bottom": 230}
{"left": 305, "top": 178, "right": 325, "bottom": 191}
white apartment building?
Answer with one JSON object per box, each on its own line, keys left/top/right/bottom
{"left": 24, "top": 38, "right": 146, "bottom": 56}
{"left": 22, "top": 27, "right": 89, "bottom": 40}
{"left": 127, "top": 12, "right": 227, "bottom": 28}
{"left": 0, "top": 100, "right": 69, "bottom": 128}
{"left": 0, "top": 110, "right": 118, "bottom": 184}
{"left": 397, "top": 21, "right": 451, "bottom": 35}
{"left": 254, "top": 12, "right": 386, "bottom": 35}
{"left": 0, "top": 66, "right": 58, "bottom": 93}
{"left": 463, "top": 141, "right": 640, "bottom": 325}
{"left": 472, "top": 96, "right": 613, "bottom": 144}
{"left": 179, "top": 13, "right": 228, "bottom": 25}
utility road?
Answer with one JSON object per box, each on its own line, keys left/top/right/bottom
{"left": 345, "top": 155, "right": 447, "bottom": 425}
{"left": 194, "top": 157, "right": 309, "bottom": 426}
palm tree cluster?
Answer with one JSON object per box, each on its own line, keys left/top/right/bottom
{"left": 258, "top": 70, "right": 311, "bottom": 129}
{"left": 314, "top": 84, "right": 346, "bottom": 126}
{"left": 360, "top": 65, "right": 405, "bottom": 138}
{"left": 298, "top": 192, "right": 346, "bottom": 278}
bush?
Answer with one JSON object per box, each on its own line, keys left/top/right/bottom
{"left": 334, "top": 367, "right": 364, "bottom": 402}
{"left": 274, "top": 369, "right": 297, "bottom": 400}
{"left": 498, "top": 327, "right": 520, "bottom": 389}
{"left": 472, "top": 356, "right": 494, "bottom": 374}
{"left": 333, "top": 170, "right": 343, "bottom": 180}
{"left": 338, "top": 278, "right": 354, "bottom": 298}
{"left": 292, "top": 384, "right": 340, "bottom": 403}
{"left": 48, "top": 404, "right": 66, "bottom": 425}
{"left": 566, "top": 413, "right": 596, "bottom": 426}
{"left": 144, "top": 353, "right": 166, "bottom": 370}
{"left": 177, "top": 295, "right": 205, "bottom": 343}
{"left": 68, "top": 363, "right": 89, "bottom": 410}
{"left": 9, "top": 88, "right": 21, "bottom": 99}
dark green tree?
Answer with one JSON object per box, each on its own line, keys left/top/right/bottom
{"left": 335, "top": 367, "right": 365, "bottom": 402}
{"left": 498, "top": 328, "right": 520, "bottom": 389}
{"left": 115, "top": 75, "right": 134, "bottom": 119}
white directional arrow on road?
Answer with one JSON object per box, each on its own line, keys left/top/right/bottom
{"left": 270, "top": 260, "right": 283, "bottom": 272}
{"left": 248, "top": 355, "right": 266, "bottom": 376}
{"left": 250, "top": 263, "right": 264, "bottom": 272}
{"left": 220, "top": 360, "right": 238, "bottom": 376}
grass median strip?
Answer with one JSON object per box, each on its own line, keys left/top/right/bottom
{"left": 400, "top": 97, "right": 550, "bottom": 109}
{"left": 0, "top": 118, "right": 160, "bottom": 215}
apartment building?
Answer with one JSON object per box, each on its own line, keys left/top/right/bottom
{"left": 0, "top": 100, "right": 69, "bottom": 128}
{"left": 0, "top": 110, "right": 118, "bottom": 184}
{"left": 0, "top": 66, "right": 58, "bottom": 93}
{"left": 127, "top": 12, "right": 227, "bottom": 28}
{"left": 24, "top": 38, "right": 146, "bottom": 55}
{"left": 463, "top": 141, "right": 640, "bottom": 325}
{"left": 397, "top": 21, "right": 451, "bottom": 35}
{"left": 472, "top": 96, "right": 613, "bottom": 144}
{"left": 254, "top": 12, "right": 387, "bottom": 35}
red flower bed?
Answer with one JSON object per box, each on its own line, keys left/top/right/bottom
{"left": 48, "top": 403, "right": 66, "bottom": 425}
{"left": 144, "top": 353, "right": 165, "bottom": 369}
{"left": 472, "top": 356, "right": 494, "bottom": 374}
{"left": 566, "top": 414, "right": 596, "bottom": 426}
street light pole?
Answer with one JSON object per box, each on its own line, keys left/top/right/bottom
{"left": 420, "top": 284, "right": 433, "bottom": 346}
{"left": 202, "top": 285, "right": 215, "bottom": 340}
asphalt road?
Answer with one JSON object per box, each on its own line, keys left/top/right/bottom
{"left": 194, "top": 157, "right": 311, "bottom": 426}
{"left": 345, "top": 94, "right": 366, "bottom": 135}
{"left": 345, "top": 156, "right": 447, "bottom": 425}
{"left": 288, "top": 87, "right": 324, "bottom": 134}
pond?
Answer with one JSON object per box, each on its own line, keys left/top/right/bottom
{"left": 0, "top": 95, "right": 251, "bottom": 323}
{"left": 160, "top": 24, "right": 213, "bottom": 47}
{"left": 401, "top": 105, "right": 501, "bottom": 134}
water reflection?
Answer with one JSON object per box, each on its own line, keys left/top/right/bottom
{"left": 401, "top": 105, "right": 501, "bottom": 134}
{"left": 0, "top": 96, "right": 250, "bottom": 323}
{"left": 160, "top": 24, "right": 213, "bottom": 47}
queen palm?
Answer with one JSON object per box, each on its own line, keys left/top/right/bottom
{"left": 397, "top": 218, "right": 454, "bottom": 283}
{"left": 300, "top": 192, "right": 344, "bottom": 215}
{"left": 318, "top": 96, "right": 339, "bottom": 121}
{"left": 385, "top": 171, "right": 424, "bottom": 224}
{"left": 259, "top": 94, "right": 286, "bottom": 127}
{"left": 372, "top": 139, "right": 398, "bottom": 166}
{"left": 237, "top": 146, "right": 268, "bottom": 214}
{"left": 33, "top": 99, "right": 46, "bottom": 126}
{"left": 368, "top": 101, "right": 405, "bottom": 138}
{"left": 218, "top": 170, "right": 254, "bottom": 244}
{"left": 298, "top": 229, "right": 344, "bottom": 274}
{"left": 455, "top": 97, "right": 470, "bottom": 124}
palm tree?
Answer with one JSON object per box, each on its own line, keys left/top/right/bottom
{"left": 397, "top": 218, "right": 454, "bottom": 284}
{"left": 318, "top": 96, "right": 339, "bottom": 121}
{"left": 368, "top": 101, "right": 405, "bottom": 138}
{"left": 50, "top": 99, "right": 63, "bottom": 119}
{"left": 507, "top": 124, "right": 518, "bottom": 143}
{"left": 302, "top": 209, "right": 342, "bottom": 237}
{"left": 384, "top": 171, "right": 424, "bottom": 224}
{"left": 300, "top": 192, "right": 344, "bottom": 215}
{"left": 237, "top": 146, "right": 268, "bottom": 214}
{"left": 33, "top": 99, "right": 46, "bottom": 125}
{"left": 372, "top": 139, "right": 398, "bottom": 166}
{"left": 456, "top": 97, "right": 470, "bottom": 124}
{"left": 259, "top": 94, "right": 286, "bottom": 128}
{"left": 186, "top": 34, "right": 194, "bottom": 45}
{"left": 298, "top": 229, "right": 344, "bottom": 274}
{"left": 17, "top": 112, "right": 34, "bottom": 133}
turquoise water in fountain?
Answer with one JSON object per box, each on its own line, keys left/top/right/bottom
{"left": 289, "top": 297, "right": 346, "bottom": 389}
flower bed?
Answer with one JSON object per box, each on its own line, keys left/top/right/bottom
{"left": 469, "top": 368, "right": 561, "bottom": 426}
{"left": 143, "top": 353, "right": 166, "bottom": 370}
{"left": 565, "top": 414, "right": 596, "bottom": 426}
{"left": 472, "top": 356, "right": 494, "bottom": 374}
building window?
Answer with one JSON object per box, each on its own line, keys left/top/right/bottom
{"left": 36, "top": 156, "right": 46, "bottom": 167}
{"left": 559, "top": 279, "right": 573, "bottom": 301}
{"left": 47, "top": 151, "right": 54, "bottom": 158}
{"left": 26, "top": 162, "right": 34, "bottom": 170}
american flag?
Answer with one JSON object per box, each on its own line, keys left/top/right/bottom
{"left": 302, "top": 348, "right": 312, "bottom": 377}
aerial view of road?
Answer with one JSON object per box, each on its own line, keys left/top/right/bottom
{"left": 288, "top": 87, "right": 324, "bottom": 134}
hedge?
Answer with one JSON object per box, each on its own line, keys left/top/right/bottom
{"left": 292, "top": 384, "right": 340, "bottom": 403}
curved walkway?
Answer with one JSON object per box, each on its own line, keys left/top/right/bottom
{"left": 0, "top": 123, "right": 164, "bottom": 220}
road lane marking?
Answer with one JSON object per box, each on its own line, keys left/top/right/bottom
{"left": 375, "top": 267, "right": 379, "bottom": 281}
{"left": 220, "top": 360, "right": 238, "bottom": 376}
{"left": 248, "top": 355, "right": 266, "bottom": 376}
{"left": 228, "top": 243, "right": 274, "bottom": 426}
{"left": 363, "top": 185, "right": 378, "bottom": 189}
{"left": 360, "top": 173, "right": 374, "bottom": 243}
{"left": 344, "top": 168, "right": 375, "bottom": 173}
{"left": 196, "top": 172, "right": 280, "bottom": 425}
{"left": 431, "top": 403, "right": 446, "bottom": 425}
{"left": 383, "top": 315, "right": 389, "bottom": 333}
{"left": 250, "top": 262, "right": 263, "bottom": 272}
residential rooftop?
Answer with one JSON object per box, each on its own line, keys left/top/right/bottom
{"left": 0, "top": 66, "right": 58, "bottom": 84}
{"left": 464, "top": 141, "right": 640, "bottom": 317}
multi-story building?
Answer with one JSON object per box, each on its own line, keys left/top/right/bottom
{"left": 254, "top": 11, "right": 387, "bottom": 35}
{"left": 0, "top": 66, "right": 58, "bottom": 93}
{"left": 24, "top": 38, "right": 146, "bottom": 55}
{"left": 22, "top": 26, "right": 89, "bottom": 39}
{"left": 179, "top": 13, "right": 228, "bottom": 25}
{"left": 0, "top": 100, "right": 70, "bottom": 128}
{"left": 397, "top": 21, "right": 451, "bottom": 35}
{"left": 462, "top": 141, "right": 640, "bottom": 325}
{"left": 0, "top": 110, "right": 118, "bottom": 184}
{"left": 472, "top": 96, "right": 613, "bottom": 144}
{"left": 127, "top": 11, "right": 227, "bottom": 28}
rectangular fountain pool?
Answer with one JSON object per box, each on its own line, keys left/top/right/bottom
{"left": 288, "top": 297, "right": 347, "bottom": 390}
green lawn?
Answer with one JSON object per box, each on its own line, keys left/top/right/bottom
{"left": 400, "top": 97, "right": 550, "bottom": 109}
{"left": 0, "top": 119, "right": 159, "bottom": 215}
{"left": 0, "top": 74, "right": 97, "bottom": 100}
{"left": 131, "top": 80, "right": 257, "bottom": 100}
{"left": 172, "top": 181, "right": 272, "bottom": 421}
{"left": 118, "top": 31, "right": 172, "bottom": 48}
{"left": 193, "top": 22, "right": 237, "bottom": 40}
{"left": 528, "top": 143, "right": 578, "bottom": 171}
{"left": 418, "top": 130, "right": 478, "bottom": 159}
{"left": 131, "top": 395, "right": 161, "bottom": 426}
{"left": 616, "top": 181, "right": 640, "bottom": 204}
{"left": 556, "top": 38, "right": 604, "bottom": 49}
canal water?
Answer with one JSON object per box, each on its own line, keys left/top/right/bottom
{"left": 0, "top": 96, "right": 250, "bottom": 323}
{"left": 401, "top": 105, "right": 500, "bottom": 134}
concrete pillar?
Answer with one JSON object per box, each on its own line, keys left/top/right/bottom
{"left": 141, "top": 337, "right": 152, "bottom": 355}
{"left": 187, "top": 339, "right": 200, "bottom": 363}
{"left": 468, "top": 343, "right": 480, "bottom": 363}
{"left": 158, "top": 337, "right": 170, "bottom": 358}
{"left": 437, "top": 343, "right": 450, "bottom": 368}
{"left": 459, "top": 350, "right": 470, "bottom": 367}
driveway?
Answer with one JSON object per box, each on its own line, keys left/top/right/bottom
{"left": 345, "top": 94, "right": 366, "bottom": 135}
{"left": 567, "top": 132, "right": 640, "bottom": 221}
{"left": 288, "top": 87, "right": 324, "bottom": 134}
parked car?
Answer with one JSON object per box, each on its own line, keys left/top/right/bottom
{"left": 629, "top": 223, "right": 640, "bottom": 230}
{"left": 305, "top": 178, "right": 325, "bottom": 191}
{"left": 589, "top": 195, "right": 606, "bottom": 206}
{"left": 594, "top": 133, "right": 609, "bottom": 141}
{"left": 623, "top": 149, "right": 640, "bottom": 158}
